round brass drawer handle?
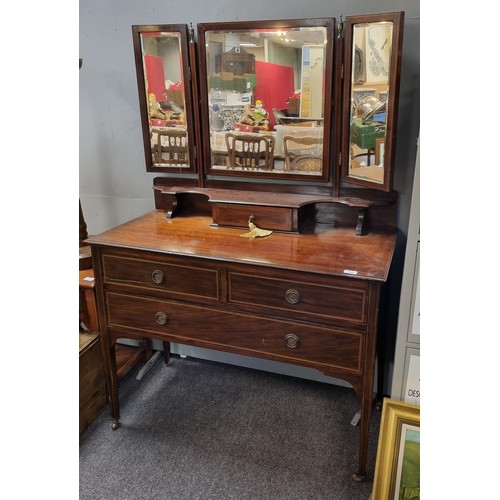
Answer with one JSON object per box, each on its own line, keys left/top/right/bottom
{"left": 284, "top": 333, "right": 300, "bottom": 349}
{"left": 155, "top": 311, "right": 168, "bottom": 325}
{"left": 151, "top": 269, "right": 166, "bottom": 284}
{"left": 285, "top": 288, "right": 300, "bottom": 304}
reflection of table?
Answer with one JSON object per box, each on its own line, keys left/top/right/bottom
{"left": 350, "top": 145, "right": 384, "bottom": 184}
{"left": 276, "top": 116, "right": 323, "bottom": 126}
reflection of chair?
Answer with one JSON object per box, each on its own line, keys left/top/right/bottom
{"left": 225, "top": 133, "right": 275, "bottom": 170}
{"left": 283, "top": 135, "right": 323, "bottom": 172}
{"left": 152, "top": 128, "right": 188, "bottom": 166}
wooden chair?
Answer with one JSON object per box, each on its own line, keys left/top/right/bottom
{"left": 283, "top": 135, "right": 323, "bottom": 172}
{"left": 152, "top": 128, "right": 188, "bottom": 166}
{"left": 225, "top": 133, "right": 275, "bottom": 170}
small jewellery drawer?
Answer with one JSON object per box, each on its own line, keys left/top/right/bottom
{"left": 106, "top": 292, "right": 363, "bottom": 374}
{"left": 101, "top": 254, "right": 219, "bottom": 300}
{"left": 212, "top": 203, "right": 294, "bottom": 232}
{"left": 228, "top": 272, "right": 367, "bottom": 326}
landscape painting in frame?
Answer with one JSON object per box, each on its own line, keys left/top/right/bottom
{"left": 393, "top": 423, "right": 420, "bottom": 499}
{"left": 371, "top": 398, "right": 420, "bottom": 500}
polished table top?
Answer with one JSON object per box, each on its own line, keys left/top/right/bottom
{"left": 87, "top": 210, "right": 396, "bottom": 282}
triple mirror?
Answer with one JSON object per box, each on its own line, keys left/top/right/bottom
{"left": 132, "top": 12, "right": 403, "bottom": 192}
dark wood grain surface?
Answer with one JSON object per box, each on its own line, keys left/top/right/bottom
{"left": 86, "top": 210, "right": 396, "bottom": 281}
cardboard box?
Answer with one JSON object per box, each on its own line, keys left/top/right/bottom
{"left": 165, "top": 89, "right": 184, "bottom": 107}
{"left": 234, "top": 123, "right": 255, "bottom": 133}
{"left": 234, "top": 123, "right": 267, "bottom": 133}
{"left": 288, "top": 97, "right": 300, "bottom": 116}
{"left": 150, "top": 119, "right": 167, "bottom": 127}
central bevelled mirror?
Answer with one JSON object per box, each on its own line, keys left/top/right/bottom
{"left": 198, "top": 19, "right": 334, "bottom": 182}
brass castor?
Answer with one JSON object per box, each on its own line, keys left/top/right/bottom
{"left": 352, "top": 473, "right": 366, "bottom": 482}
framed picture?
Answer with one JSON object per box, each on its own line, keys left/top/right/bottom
{"left": 371, "top": 398, "right": 420, "bottom": 500}
{"left": 365, "top": 23, "right": 393, "bottom": 84}
{"left": 375, "top": 137, "right": 385, "bottom": 167}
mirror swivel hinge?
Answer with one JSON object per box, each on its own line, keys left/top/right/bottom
{"left": 338, "top": 151, "right": 342, "bottom": 167}
{"left": 194, "top": 145, "right": 197, "bottom": 160}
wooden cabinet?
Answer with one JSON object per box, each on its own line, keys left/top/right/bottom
{"left": 88, "top": 210, "right": 396, "bottom": 479}
{"left": 79, "top": 332, "right": 106, "bottom": 434}
{"left": 215, "top": 47, "right": 256, "bottom": 75}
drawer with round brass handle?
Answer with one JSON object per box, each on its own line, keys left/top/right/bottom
{"left": 284, "top": 333, "right": 300, "bottom": 349}
{"left": 106, "top": 292, "right": 362, "bottom": 374}
{"left": 151, "top": 269, "right": 166, "bottom": 284}
{"left": 228, "top": 271, "right": 368, "bottom": 326}
{"left": 155, "top": 311, "right": 168, "bottom": 325}
{"left": 285, "top": 288, "right": 300, "bottom": 305}
{"left": 101, "top": 255, "right": 219, "bottom": 300}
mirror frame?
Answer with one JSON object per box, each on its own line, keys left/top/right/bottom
{"left": 132, "top": 24, "right": 197, "bottom": 173}
{"left": 197, "top": 18, "right": 335, "bottom": 185}
{"left": 340, "top": 12, "right": 404, "bottom": 192}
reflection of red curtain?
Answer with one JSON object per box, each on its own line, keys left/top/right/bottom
{"left": 255, "top": 61, "right": 294, "bottom": 130}
{"left": 144, "top": 54, "right": 166, "bottom": 102}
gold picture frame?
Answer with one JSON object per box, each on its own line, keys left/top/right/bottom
{"left": 375, "top": 137, "right": 385, "bottom": 167}
{"left": 371, "top": 398, "right": 420, "bottom": 500}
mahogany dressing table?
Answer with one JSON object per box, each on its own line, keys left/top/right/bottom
{"left": 87, "top": 13, "right": 404, "bottom": 480}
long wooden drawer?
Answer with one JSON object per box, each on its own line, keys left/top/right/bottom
{"left": 227, "top": 271, "right": 367, "bottom": 327}
{"left": 106, "top": 292, "right": 363, "bottom": 374}
{"left": 101, "top": 254, "right": 220, "bottom": 300}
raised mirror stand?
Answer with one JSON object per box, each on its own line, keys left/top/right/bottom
{"left": 153, "top": 182, "right": 397, "bottom": 236}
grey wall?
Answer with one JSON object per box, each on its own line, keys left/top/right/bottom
{"left": 80, "top": 0, "right": 420, "bottom": 392}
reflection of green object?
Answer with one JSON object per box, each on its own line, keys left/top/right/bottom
{"left": 350, "top": 121, "right": 384, "bottom": 149}
{"left": 209, "top": 73, "right": 256, "bottom": 92}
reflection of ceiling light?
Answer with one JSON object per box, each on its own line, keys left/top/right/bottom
{"left": 239, "top": 43, "right": 257, "bottom": 47}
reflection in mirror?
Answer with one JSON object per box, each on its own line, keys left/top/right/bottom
{"left": 136, "top": 29, "right": 191, "bottom": 169}
{"left": 348, "top": 21, "right": 393, "bottom": 185}
{"left": 201, "top": 22, "right": 332, "bottom": 178}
